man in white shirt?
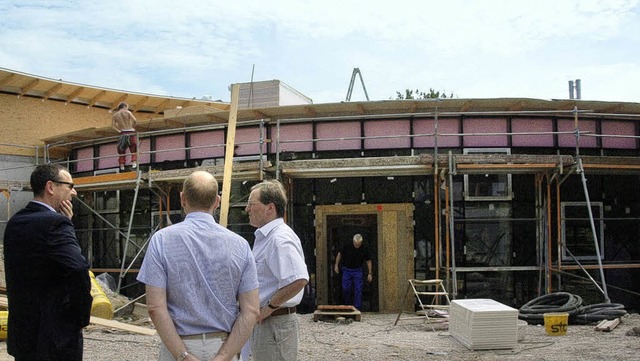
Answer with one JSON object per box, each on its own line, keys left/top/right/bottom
{"left": 245, "top": 179, "right": 309, "bottom": 361}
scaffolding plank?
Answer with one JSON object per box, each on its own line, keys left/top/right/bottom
{"left": 73, "top": 171, "right": 141, "bottom": 191}
{"left": 74, "top": 172, "right": 138, "bottom": 185}
{"left": 148, "top": 161, "right": 269, "bottom": 183}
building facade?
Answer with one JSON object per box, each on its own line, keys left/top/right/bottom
{"left": 1, "top": 68, "right": 639, "bottom": 313}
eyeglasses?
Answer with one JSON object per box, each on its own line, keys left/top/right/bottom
{"left": 52, "top": 180, "right": 75, "bottom": 190}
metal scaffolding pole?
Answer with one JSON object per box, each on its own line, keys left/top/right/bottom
{"left": 572, "top": 106, "right": 610, "bottom": 303}
{"left": 448, "top": 151, "right": 458, "bottom": 298}
{"left": 117, "top": 170, "right": 143, "bottom": 293}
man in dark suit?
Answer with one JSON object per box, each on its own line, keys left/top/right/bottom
{"left": 3, "top": 163, "right": 93, "bottom": 361}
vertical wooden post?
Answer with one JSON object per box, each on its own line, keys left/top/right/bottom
{"left": 219, "top": 84, "right": 240, "bottom": 227}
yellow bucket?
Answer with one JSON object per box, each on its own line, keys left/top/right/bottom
{"left": 543, "top": 312, "right": 568, "bottom": 336}
{"left": 0, "top": 310, "right": 7, "bottom": 340}
{"left": 89, "top": 271, "right": 114, "bottom": 320}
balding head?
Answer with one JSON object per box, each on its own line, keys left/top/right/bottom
{"left": 181, "top": 171, "right": 219, "bottom": 213}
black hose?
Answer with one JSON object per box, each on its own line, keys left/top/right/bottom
{"left": 518, "top": 292, "right": 627, "bottom": 325}
{"left": 518, "top": 292, "right": 582, "bottom": 324}
{"left": 573, "top": 303, "right": 628, "bottom": 324}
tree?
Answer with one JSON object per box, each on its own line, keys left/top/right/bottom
{"left": 394, "top": 88, "right": 455, "bottom": 100}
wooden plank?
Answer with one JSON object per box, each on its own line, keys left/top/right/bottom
{"left": 317, "top": 305, "right": 358, "bottom": 312}
{"left": 594, "top": 318, "right": 620, "bottom": 332}
{"left": 219, "top": 83, "right": 240, "bottom": 227}
{"left": 74, "top": 172, "right": 138, "bottom": 185}
{"left": 89, "top": 316, "right": 156, "bottom": 336}
{"left": 313, "top": 308, "right": 362, "bottom": 322}
{"left": 457, "top": 163, "right": 557, "bottom": 170}
{"left": 583, "top": 164, "right": 640, "bottom": 170}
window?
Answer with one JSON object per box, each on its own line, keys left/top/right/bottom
{"left": 561, "top": 202, "right": 604, "bottom": 261}
{"left": 464, "top": 148, "right": 512, "bottom": 201}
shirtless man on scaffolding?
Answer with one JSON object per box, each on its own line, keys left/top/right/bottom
{"left": 112, "top": 102, "right": 138, "bottom": 171}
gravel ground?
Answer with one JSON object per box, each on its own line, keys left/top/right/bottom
{"left": 1, "top": 312, "right": 638, "bottom": 360}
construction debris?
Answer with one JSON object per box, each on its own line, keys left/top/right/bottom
{"left": 594, "top": 318, "right": 620, "bottom": 332}
{"left": 625, "top": 326, "right": 640, "bottom": 336}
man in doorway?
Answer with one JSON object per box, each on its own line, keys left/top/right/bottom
{"left": 333, "top": 233, "right": 373, "bottom": 310}
{"left": 112, "top": 101, "right": 138, "bottom": 171}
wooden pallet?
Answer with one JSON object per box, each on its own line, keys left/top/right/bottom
{"left": 313, "top": 305, "right": 362, "bottom": 322}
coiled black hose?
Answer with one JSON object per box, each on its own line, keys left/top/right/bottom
{"left": 573, "top": 303, "right": 628, "bottom": 324}
{"left": 518, "top": 292, "right": 627, "bottom": 325}
{"left": 518, "top": 292, "right": 583, "bottom": 324}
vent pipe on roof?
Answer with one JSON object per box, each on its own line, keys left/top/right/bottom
{"left": 568, "top": 79, "right": 581, "bottom": 100}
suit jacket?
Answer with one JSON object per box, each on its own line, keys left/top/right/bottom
{"left": 3, "top": 201, "right": 93, "bottom": 361}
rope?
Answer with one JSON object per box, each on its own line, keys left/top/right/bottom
{"left": 518, "top": 292, "right": 627, "bottom": 325}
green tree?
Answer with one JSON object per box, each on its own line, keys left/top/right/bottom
{"left": 394, "top": 88, "right": 454, "bottom": 100}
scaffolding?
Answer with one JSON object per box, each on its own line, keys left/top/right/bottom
{"left": 5, "top": 107, "right": 640, "bottom": 303}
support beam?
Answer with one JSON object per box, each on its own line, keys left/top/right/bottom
{"left": 19, "top": 79, "right": 40, "bottom": 96}
{"left": 43, "top": 83, "right": 63, "bottom": 100}
{"left": 66, "top": 87, "right": 85, "bottom": 103}
{"left": 87, "top": 90, "right": 106, "bottom": 107}
{"left": 219, "top": 84, "right": 240, "bottom": 227}
{"left": 0, "top": 73, "right": 16, "bottom": 86}
{"left": 132, "top": 96, "right": 149, "bottom": 111}
{"left": 112, "top": 94, "right": 129, "bottom": 108}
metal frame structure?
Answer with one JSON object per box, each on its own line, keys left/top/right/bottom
{"left": 4, "top": 107, "right": 640, "bottom": 304}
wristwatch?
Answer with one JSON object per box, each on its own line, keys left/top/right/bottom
{"left": 176, "top": 350, "right": 190, "bottom": 361}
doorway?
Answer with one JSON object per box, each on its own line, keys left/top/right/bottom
{"left": 327, "top": 214, "right": 378, "bottom": 311}
{"left": 315, "top": 203, "right": 414, "bottom": 313}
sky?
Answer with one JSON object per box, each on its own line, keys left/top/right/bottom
{"left": 1, "top": 0, "right": 639, "bottom": 104}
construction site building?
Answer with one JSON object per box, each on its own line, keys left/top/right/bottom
{"left": 1, "top": 67, "right": 639, "bottom": 313}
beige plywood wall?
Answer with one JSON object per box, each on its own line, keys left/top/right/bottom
{"left": 0, "top": 95, "right": 155, "bottom": 156}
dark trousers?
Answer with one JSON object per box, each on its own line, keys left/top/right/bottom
{"left": 341, "top": 267, "right": 364, "bottom": 310}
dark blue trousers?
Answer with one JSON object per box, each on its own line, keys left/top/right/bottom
{"left": 341, "top": 267, "right": 364, "bottom": 310}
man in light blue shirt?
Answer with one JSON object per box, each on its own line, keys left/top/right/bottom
{"left": 138, "top": 171, "right": 259, "bottom": 361}
{"left": 245, "top": 179, "right": 309, "bottom": 361}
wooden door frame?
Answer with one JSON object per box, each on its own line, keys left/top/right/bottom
{"left": 315, "top": 203, "right": 414, "bottom": 312}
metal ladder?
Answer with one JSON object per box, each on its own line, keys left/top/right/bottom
{"left": 394, "top": 279, "right": 451, "bottom": 331}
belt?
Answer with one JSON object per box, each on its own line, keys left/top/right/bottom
{"left": 180, "top": 331, "right": 229, "bottom": 340}
{"left": 271, "top": 306, "right": 297, "bottom": 317}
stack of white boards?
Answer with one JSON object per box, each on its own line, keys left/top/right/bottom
{"left": 449, "top": 298, "right": 518, "bottom": 350}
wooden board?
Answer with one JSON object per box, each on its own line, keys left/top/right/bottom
{"left": 594, "top": 318, "right": 620, "bottom": 332}
{"left": 313, "top": 305, "right": 362, "bottom": 322}
{"left": 317, "top": 305, "right": 358, "bottom": 312}
{"left": 89, "top": 316, "right": 157, "bottom": 336}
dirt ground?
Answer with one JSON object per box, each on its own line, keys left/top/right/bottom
{"left": 0, "top": 312, "right": 638, "bottom": 360}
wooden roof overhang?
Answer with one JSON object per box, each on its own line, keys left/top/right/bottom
{"left": 42, "top": 96, "right": 640, "bottom": 150}
{"left": 0, "top": 67, "right": 229, "bottom": 115}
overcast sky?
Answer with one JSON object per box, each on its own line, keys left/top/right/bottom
{"left": 1, "top": 0, "right": 639, "bottom": 104}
